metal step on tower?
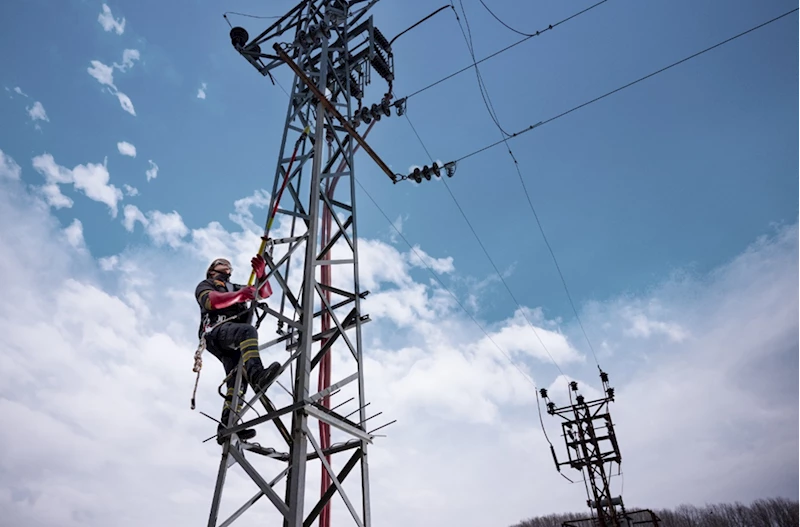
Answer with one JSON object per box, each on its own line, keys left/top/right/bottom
{"left": 203, "top": 1, "right": 408, "bottom": 526}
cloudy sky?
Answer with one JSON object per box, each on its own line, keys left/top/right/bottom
{"left": 0, "top": 1, "right": 797, "bottom": 526}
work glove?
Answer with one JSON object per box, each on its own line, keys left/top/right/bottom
{"left": 236, "top": 286, "right": 256, "bottom": 302}
{"left": 251, "top": 254, "right": 267, "bottom": 279}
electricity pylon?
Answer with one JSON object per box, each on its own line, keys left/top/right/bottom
{"left": 541, "top": 371, "right": 625, "bottom": 527}
{"left": 204, "top": 1, "right": 401, "bottom": 526}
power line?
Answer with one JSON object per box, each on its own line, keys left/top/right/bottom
{"left": 222, "top": 11, "right": 281, "bottom": 28}
{"left": 478, "top": 0, "right": 538, "bottom": 37}
{"left": 355, "top": 170, "right": 563, "bottom": 462}
{"left": 405, "top": 111, "right": 566, "bottom": 377}
{"left": 452, "top": 0, "right": 601, "bottom": 367}
{"left": 352, "top": 176, "right": 542, "bottom": 391}
{"left": 451, "top": 0, "right": 513, "bottom": 136}
{"left": 402, "top": 0, "right": 609, "bottom": 100}
{"left": 450, "top": 7, "right": 800, "bottom": 165}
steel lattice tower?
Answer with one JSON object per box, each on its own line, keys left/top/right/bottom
{"left": 204, "top": 1, "right": 401, "bottom": 526}
{"left": 541, "top": 371, "right": 625, "bottom": 527}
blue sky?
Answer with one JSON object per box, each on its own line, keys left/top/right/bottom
{"left": 1, "top": 0, "right": 796, "bottom": 321}
{"left": 0, "top": 1, "right": 797, "bottom": 526}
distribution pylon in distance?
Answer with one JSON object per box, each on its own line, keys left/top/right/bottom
{"left": 201, "top": 2, "right": 406, "bottom": 526}
{"left": 540, "top": 371, "right": 626, "bottom": 527}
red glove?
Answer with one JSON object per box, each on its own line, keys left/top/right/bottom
{"left": 237, "top": 286, "right": 256, "bottom": 302}
{"left": 207, "top": 286, "right": 255, "bottom": 310}
{"left": 251, "top": 254, "right": 266, "bottom": 279}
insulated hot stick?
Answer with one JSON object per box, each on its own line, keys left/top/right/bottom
{"left": 248, "top": 126, "right": 311, "bottom": 287}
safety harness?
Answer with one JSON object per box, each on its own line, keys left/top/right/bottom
{"left": 189, "top": 280, "right": 269, "bottom": 410}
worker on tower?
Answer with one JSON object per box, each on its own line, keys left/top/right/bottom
{"left": 195, "top": 254, "right": 280, "bottom": 444}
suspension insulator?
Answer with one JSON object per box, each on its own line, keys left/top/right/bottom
{"left": 370, "top": 51, "right": 393, "bottom": 82}
{"left": 411, "top": 168, "right": 422, "bottom": 183}
{"left": 349, "top": 73, "right": 362, "bottom": 98}
{"left": 370, "top": 103, "right": 382, "bottom": 121}
{"left": 380, "top": 98, "right": 391, "bottom": 116}
{"left": 360, "top": 106, "right": 372, "bottom": 124}
{"left": 373, "top": 27, "right": 391, "bottom": 52}
{"left": 247, "top": 43, "right": 262, "bottom": 60}
{"left": 295, "top": 30, "right": 307, "bottom": 49}
{"left": 431, "top": 162, "right": 441, "bottom": 178}
{"left": 230, "top": 27, "right": 249, "bottom": 48}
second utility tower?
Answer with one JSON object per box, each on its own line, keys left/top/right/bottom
{"left": 541, "top": 371, "right": 623, "bottom": 527}
{"left": 205, "top": 1, "right": 401, "bottom": 526}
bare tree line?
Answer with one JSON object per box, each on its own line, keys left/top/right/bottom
{"left": 512, "top": 497, "right": 799, "bottom": 527}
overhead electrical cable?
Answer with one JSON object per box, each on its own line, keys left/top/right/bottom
{"left": 352, "top": 177, "right": 542, "bottom": 390}
{"left": 452, "top": 0, "right": 602, "bottom": 367}
{"left": 402, "top": 0, "right": 610, "bottom": 101}
{"left": 405, "top": 112, "right": 566, "bottom": 377}
{"left": 448, "top": 7, "right": 799, "bottom": 165}
{"left": 478, "top": 0, "right": 539, "bottom": 37}
{"left": 451, "top": 0, "right": 513, "bottom": 136}
{"left": 352, "top": 175, "right": 564, "bottom": 462}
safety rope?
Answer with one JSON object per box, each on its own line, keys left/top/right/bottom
{"left": 190, "top": 312, "right": 244, "bottom": 410}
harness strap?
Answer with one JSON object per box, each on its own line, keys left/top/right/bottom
{"left": 189, "top": 312, "right": 240, "bottom": 410}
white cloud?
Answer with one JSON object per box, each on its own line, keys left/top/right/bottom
{"left": 623, "top": 310, "right": 688, "bottom": 342}
{"left": 115, "top": 91, "right": 136, "bottom": 116}
{"left": 114, "top": 49, "right": 140, "bottom": 72}
{"left": 97, "top": 4, "right": 125, "bottom": 35}
{"left": 145, "top": 160, "right": 158, "bottom": 181}
{"left": 38, "top": 182, "right": 74, "bottom": 209}
{"left": 87, "top": 60, "right": 115, "bottom": 88}
{"left": 122, "top": 205, "right": 188, "bottom": 248}
{"left": 146, "top": 210, "right": 189, "bottom": 248}
{"left": 99, "top": 255, "right": 119, "bottom": 271}
{"left": 87, "top": 50, "right": 139, "bottom": 116}
{"left": 32, "top": 153, "right": 123, "bottom": 217}
{"left": 0, "top": 167, "right": 796, "bottom": 527}
{"left": 230, "top": 189, "right": 270, "bottom": 231}
{"left": 27, "top": 101, "right": 48, "bottom": 122}
{"left": 389, "top": 213, "right": 407, "bottom": 244}
{"left": 197, "top": 82, "right": 207, "bottom": 99}
{"left": 122, "top": 204, "right": 147, "bottom": 232}
{"left": 63, "top": 219, "right": 85, "bottom": 250}
{"left": 8, "top": 87, "right": 48, "bottom": 126}
{"left": 406, "top": 244, "right": 454, "bottom": 274}
{"left": 0, "top": 149, "right": 21, "bottom": 180}
{"left": 123, "top": 184, "right": 139, "bottom": 196}
{"left": 117, "top": 141, "right": 137, "bottom": 157}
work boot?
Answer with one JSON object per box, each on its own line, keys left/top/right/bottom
{"left": 250, "top": 361, "right": 281, "bottom": 394}
{"left": 217, "top": 424, "right": 256, "bottom": 445}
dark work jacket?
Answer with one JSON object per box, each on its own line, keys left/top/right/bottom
{"left": 194, "top": 278, "right": 252, "bottom": 338}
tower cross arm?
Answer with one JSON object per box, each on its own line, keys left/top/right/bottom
{"left": 273, "top": 43, "right": 398, "bottom": 184}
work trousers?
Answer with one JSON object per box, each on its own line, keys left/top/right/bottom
{"left": 205, "top": 322, "right": 265, "bottom": 426}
